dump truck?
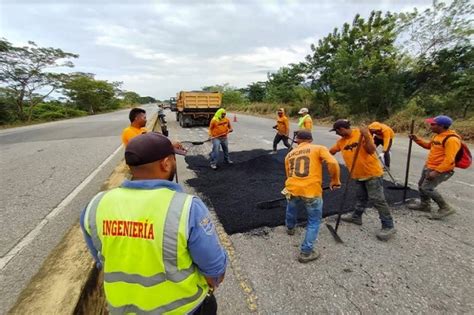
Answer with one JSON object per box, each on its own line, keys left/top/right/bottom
{"left": 169, "top": 97, "right": 177, "bottom": 112}
{"left": 176, "top": 91, "right": 222, "bottom": 127}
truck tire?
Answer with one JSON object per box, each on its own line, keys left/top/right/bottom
{"left": 179, "top": 114, "right": 185, "bottom": 127}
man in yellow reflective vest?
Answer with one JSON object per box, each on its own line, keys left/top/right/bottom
{"left": 81, "top": 132, "right": 227, "bottom": 314}
{"left": 297, "top": 107, "right": 313, "bottom": 131}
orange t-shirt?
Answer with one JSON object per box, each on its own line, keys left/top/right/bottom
{"left": 285, "top": 142, "right": 341, "bottom": 198}
{"left": 330, "top": 129, "right": 383, "bottom": 180}
{"left": 368, "top": 122, "right": 395, "bottom": 152}
{"left": 415, "top": 130, "right": 461, "bottom": 172}
{"left": 276, "top": 115, "right": 289, "bottom": 136}
{"left": 121, "top": 126, "right": 147, "bottom": 146}
{"left": 209, "top": 118, "right": 232, "bottom": 138}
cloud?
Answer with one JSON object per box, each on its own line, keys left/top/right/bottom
{"left": 1, "top": 0, "right": 434, "bottom": 99}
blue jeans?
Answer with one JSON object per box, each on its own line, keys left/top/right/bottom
{"left": 286, "top": 196, "right": 323, "bottom": 253}
{"left": 210, "top": 137, "right": 229, "bottom": 166}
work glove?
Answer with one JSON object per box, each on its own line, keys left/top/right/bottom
{"left": 281, "top": 188, "right": 292, "bottom": 200}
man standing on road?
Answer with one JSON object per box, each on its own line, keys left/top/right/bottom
{"left": 329, "top": 119, "right": 396, "bottom": 241}
{"left": 121, "top": 108, "right": 147, "bottom": 146}
{"left": 298, "top": 107, "right": 313, "bottom": 131}
{"left": 80, "top": 132, "right": 228, "bottom": 314}
{"left": 408, "top": 115, "right": 461, "bottom": 219}
{"left": 272, "top": 108, "right": 291, "bottom": 153}
{"left": 368, "top": 121, "right": 395, "bottom": 169}
{"left": 284, "top": 130, "right": 341, "bottom": 263}
{"left": 209, "top": 108, "right": 233, "bottom": 170}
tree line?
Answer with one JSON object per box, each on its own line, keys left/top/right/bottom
{"left": 0, "top": 40, "right": 156, "bottom": 124}
{"left": 207, "top": 0, "right": 473, "bottom": 133}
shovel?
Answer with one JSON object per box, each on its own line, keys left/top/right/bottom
{"left": 326, "top": 132, "right": 364, "bottom": 244}
{"left": 181, "top": 132, "right": 230, "bottom": 145}
{"left": 376, "top": 153, "right": 406, "bottom": 190}
{"left": 256, "top": 186, "right": 330, "bottom": 209}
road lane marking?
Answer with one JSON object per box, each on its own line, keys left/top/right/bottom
{"left": 0, "top": 144, "right": 124, "bottom": 270}
{"left": 455, "top": 180, "right": 474, "bottom": 188}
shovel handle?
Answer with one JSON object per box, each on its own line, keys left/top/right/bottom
{"left": 403, "top": 120, "right": 415, "bottom": 202}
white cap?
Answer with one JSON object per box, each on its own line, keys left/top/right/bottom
{"left": 298, "top": 107, "right": 308, "bottom": 114}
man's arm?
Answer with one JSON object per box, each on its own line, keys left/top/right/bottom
{"left": 319, "top": 147, "right": 341, "bottom": 189}
{"left": 409, "top": 134, "right": 431, "bottom": 149}
{"left": 360, "top": 127, "right": 376, "bottom": 154}
{"left": 382, "top": 130, "right": 391, "bottom": 152}
{"left": 329, "top": 143, "right": 340, "bottom": 155}
{"left": 208, "top": 120, "right": 216, "bottom": 137}
{"left": 284, "top": 117, "right": 290, "bottom": 136}
{"left": 79, "top": 207, "right": 102, "bottom": 269}
{"left": 188, "top": 198, "right": 228, "bottom": 289}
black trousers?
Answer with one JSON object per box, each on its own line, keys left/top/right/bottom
{"left": 273, "top": 134, "right": 291, "bottom": 151}
{"left": 192, "top": 293, "right": 217, "bottom": 315}
{"left": 374, "top": 137, "right": 393, "bottom": 168}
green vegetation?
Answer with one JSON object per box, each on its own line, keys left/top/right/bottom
{"left": 0, "top": 39, "right": 156, "bottom": 126}
{"left": 208, "top": 0, "right": 474, "bottom": 139}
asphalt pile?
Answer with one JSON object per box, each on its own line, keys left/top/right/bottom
{"left": 185, "top": 149, "right": 418, "bottom": 234}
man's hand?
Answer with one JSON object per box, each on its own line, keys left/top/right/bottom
{"left": 205, "top": 274, "right": 225, "bottom": 289}
{"left": 272, "top": 125, "right": 277, "bottom": 129}
{"left": 426, "top": 170, "right": 440, "bottom": 180}
{"left": 330, "top": 183, "right": 341, "bottom": 191}
{"left": 359, "top": 125, "right": 370, "bottom": 137}
{"left": 408, "top": 134, "right": 418, "bottom": 141}
{"left": 172, "top": 141, "right": 187, "bottom": 154}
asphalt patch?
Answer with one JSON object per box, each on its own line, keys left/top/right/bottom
{"left": 185, "top": 149, "right": 419, "bottom": 234}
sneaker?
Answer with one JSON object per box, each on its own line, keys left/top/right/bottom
{"left": 270, "top": 150, "right": 277, "bottom": 155}
{"left": 298, "top": 250, "right": 320, "bottom": 263}
{"left": 287, "top": 228, "right": 295, "bottom": 235}
{"left": 210, "top": 164, "right": 217, "bottom": 170}
{"left": 340, "top": 214, "right": 362, "bottom": 225}
{"left": 224, "top": 160, "right": 233, "bottom": 165}
{"left": 430, "top": 206, "right": 456, "bottom": 220}
{"left": 407, "top": 202, "right": 431, "bottom": 212}
{"left": 376, "top": 227, "right": 396, "bottom": 241}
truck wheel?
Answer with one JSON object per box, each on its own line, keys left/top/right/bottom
{"left": 179, "top": 115, "right": 185, "bottom": 127}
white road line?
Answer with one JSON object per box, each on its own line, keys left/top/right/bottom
{"left": 455, "top": 180, "right": 474, "bottom": 188}
{"left": 0, "top": 144, "right": 123, "bottom": 270}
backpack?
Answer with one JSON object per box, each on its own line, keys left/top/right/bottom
{"left": 442, "top": 135, "right": 472, "bottom": 169}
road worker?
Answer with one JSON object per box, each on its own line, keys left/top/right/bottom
{"left": 298, "top": 107, "right": 313, "bottom": 131}
{"left": 368, "top": 121, "right": 395, "bottom": 169}
{"left": 209, "top": 108, "right": 233, "bottom": 170}
{"left": 121, "top": 108, "right": 147, "bottom": 146}
{"left": 284, "top": 130, "right": 341, "bottom": 263}
{"left": 272, "top": 108, "right": 291, "bottom": 153}
{"left": 408, "top": 115, "right": 461, "bottom": 219}
{"left": 80, "top": 132, "right": 228, "bottom": 314}
{"left": 329, "top": 119, "right": 396, "bottom": 241}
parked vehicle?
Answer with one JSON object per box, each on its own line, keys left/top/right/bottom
{"left": 169, "top": 97, "right": 177, "bottom": 112}
{"left": 175, "top": 91, "right": 222, "bottom": 127}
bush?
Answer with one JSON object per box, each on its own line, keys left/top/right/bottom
{"left": 385, "top": 98, "right": 427, "bottom": 133}
{"left": 31, "top": 102, "right": 88, "bottom": 121}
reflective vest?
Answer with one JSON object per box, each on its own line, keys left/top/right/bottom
{"left": 84, "top": 187, "right": 209, "bottom": 314}
{"left": 298, "top": 114, "right": 313, "bottom": 131}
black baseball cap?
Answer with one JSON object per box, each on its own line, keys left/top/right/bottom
{"left": 125, "top": 132, "right": 185, "bottom": 166}
{"left": 296, "top": 130, "right": 313, "bottom": 140}
{"left": 329, "top": 119, "right": 351, "bottom": 132}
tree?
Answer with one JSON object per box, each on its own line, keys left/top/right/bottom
{"left": 247, "top": 82, "right": 266, "bottom": 102}
{"left": 122, "top": 91, "right": 140, "bottom": 106}
{"left": 0, "top": 39, "right": 78, "bottom": 121}
{"left": 62, "top": 74, "right": 117, "bottom": 114}
{"left": 265, "top": 64, "right": 305, "bottom": 103}
{"left": 397, "top": 0, "right": 474, "bottom": 58}
{"left": 306, "top": 11, "right": 405, "bottom": 118}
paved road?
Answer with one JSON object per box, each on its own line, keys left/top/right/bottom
{"left": 167, "top": 112, "right": 474, "bottom": 314}
{"left": 0, "top": 104, "right": 156, "bottom": 314}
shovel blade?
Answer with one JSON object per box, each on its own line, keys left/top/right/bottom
{"left": 326, "top": 224, "right": 344, "bottom": 243}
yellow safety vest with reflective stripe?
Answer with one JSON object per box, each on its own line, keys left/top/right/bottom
{"left": 84, "top": 187, "right": 209, "bottom": 314}
{"left": 298, "top": 114, "right": 313, "bottom": 131}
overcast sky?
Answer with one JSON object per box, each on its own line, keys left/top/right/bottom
{"left": 1, "top": 0, "right": 433, "bottom": 100}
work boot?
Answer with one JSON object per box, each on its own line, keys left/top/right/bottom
{"left": 341, "top": 214, "right": 362, "bottom": 225}
{"left": 430, "top": 206, "right": 456, "bottom": 220}
{"left": 376, "top": 227, "right": 396, "bottom": 241}
{"left": 298, "top": 250, "right": 320, "bottom": 263}
{"left": 407, "top": 201, "right": 431, "bottom": 212}
{"left": 287, "top": 227, "right": 295, "bottom": 235}
{"left": 210, "top": 164, "right": 217, "bottom": 170}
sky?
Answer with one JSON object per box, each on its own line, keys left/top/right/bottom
{"left": 1, "top": 0, "right": 433, "bottom": 100}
